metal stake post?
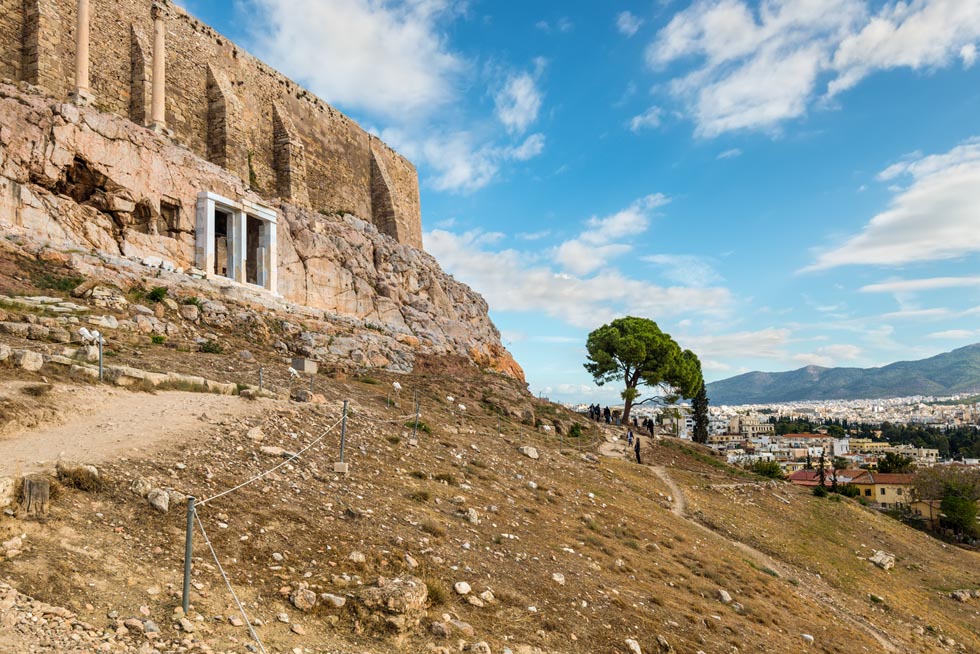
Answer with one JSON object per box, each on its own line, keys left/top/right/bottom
{"left": 412, "top": 399, "right": 420, "bottom": 441}
{"left": 181, "top": 496, "right": 195, "bottom": 614}
{"left": 309, "top": 374, "right": 314, "bottom": 393}
{"left": 98, "top": 339, "right": 103, "bottom": 382}
{"left": 339, "top": 400, "right": 348, "bottom": 463}
{"left": 258, "top": 366, "right": 263, "bottom": 391}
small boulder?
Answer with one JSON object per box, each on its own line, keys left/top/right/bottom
{"left": 130, "top": 477, "right": 153, "bottom": 498}
{"left": 551, "top": 573, "right": 566, "bottom": 586}
{"left": 320, "top": 593, "right": 346, "bottom": 608}
{"left": 290, "top": 589, "right": 317, "bottom": 612}
{"left": 146, "top": 488, "right": 170, "bottom": 513}
{"left": 348, "top": 550, "right": 367, "bottom": 564}
{"left": 869, "top": 550, "right": 895, "bottom": 570}
{"left": 518, "top": 446, "right": 539, "bottom": 460}
{"left": 454, "top": 581, "right": 472, "bottom": 595}
{"left": 717, "top": 589, "right": 733, "bottom": 604}
{"left": 626, "top": 639, "right": 643, "bottom": 654}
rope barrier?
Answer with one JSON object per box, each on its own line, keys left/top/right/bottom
{"left": 195, "top": 510, "right": 269, "bottom": 654}
{"left": 196, "top": 414, "right": 345, "bottom": 507}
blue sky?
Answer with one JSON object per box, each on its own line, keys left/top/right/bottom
{"left": 180, "top": 0, "right": 980, "bottom": 404}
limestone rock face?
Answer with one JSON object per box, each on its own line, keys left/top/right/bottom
{"left": 0, "top": 84, "right": 523, "bottom": 382}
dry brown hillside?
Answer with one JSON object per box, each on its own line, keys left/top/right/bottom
{"left": 1, "top": 267, "right": 979, "bottom": 654}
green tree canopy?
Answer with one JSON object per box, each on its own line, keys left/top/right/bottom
{"left": 584, "top": 316, "right": 703, "bottom": 424}
{"left": 877, "top": 452, "right": 916, "bottom": 474}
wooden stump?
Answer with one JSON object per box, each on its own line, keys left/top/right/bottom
{"left": 21, "top": 475, "right": 50, "bottom": 515}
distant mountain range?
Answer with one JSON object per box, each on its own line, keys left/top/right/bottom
{"left": 705, "top": 343, "right": 980, "bottom": 405}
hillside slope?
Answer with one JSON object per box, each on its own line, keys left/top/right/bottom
{"left": 706, "top": 343, "right": 980, "bottom": 405}
{"left": 1, "top": 357, "right": 979, "bottom": 652}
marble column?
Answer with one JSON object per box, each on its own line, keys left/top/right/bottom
{"left": 70, "top": 0, "right": 94, "bottom": 105}
{"left": 149, "top": 2, "right": 168, "bottom": 132}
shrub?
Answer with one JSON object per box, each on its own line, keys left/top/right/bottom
{"left": 405, "top": 420, "right": 431, "bottom": 434}
{"left": 409, "top": 470, "right": 428, "bottom": 480}
{"left": 56, "top": 465, "right": 105, "bottom": 493}
{"left": 836, "top": 483, "right": 860, "bottom": 498}
{"left": 421, "top": 521, "right": 446, "bottom": 538}
{"left": 425, "top": 578, "right": 448, "bottom": 605}
{"left": 386, "top": 435, "right": 401, "bottom": 445}
{"left": 181, "top": 296, "right": 203, "bottom": 307}
{"left": 33, "top": 272, "right": 86, "bottom": 293}
{"left": 146, "top": 286, "right": 168, "bottom": 303}
{"left": 569, "top": 423, "right": 584, "bottom": 438}
{"left": 151, "top": 335, "right": 166, "bottom": 345}
{"left": 812, "top": 485, "right": 829, "bottom": 498}
{"left": 433, "top": 472, "right": 457, "bottom": 486}
{"left": 409, "top": 490, "right": 431, "bottom": 503}
{"left": 21, "top": 384, "right": 52, "bottom": 397}
{"left": 199, "top": 340, "right": 224, "bottom": 354}
{"left": 357, "top": 376, "right": 380, "bottom": 385}
{"left": 749, "top": 460, "right": 785, "bottom": 480}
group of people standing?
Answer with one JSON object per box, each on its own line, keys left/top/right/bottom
{"left": 587, "top": 404, "right": 612, "bottom": 423}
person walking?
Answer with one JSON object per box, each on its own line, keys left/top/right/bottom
{"left": 634, "top": 435, "right": 641, "bottom": 464}
{"left": 603, "top": 406, "right": 611, "bottom": 424}
{"left": 626, "top": 430, "right": 633, "bottom": 447}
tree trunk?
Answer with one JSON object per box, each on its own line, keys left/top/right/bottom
{"left": 622, "top": 388, "right": 635, "bottom": 426}
{"left": 21, "top": 475, "right": 50, "bottom": 516}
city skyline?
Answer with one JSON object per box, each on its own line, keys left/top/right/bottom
{"left": 180, "top": 0, "right": 980, "bottom": 404}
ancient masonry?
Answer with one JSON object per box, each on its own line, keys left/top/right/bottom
{"left": 0, "top": 0, "right": 423, "bottom": 297}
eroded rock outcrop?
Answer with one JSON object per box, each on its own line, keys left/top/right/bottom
{"left": 0, "top": 83, "right": 523, "bottom": 380}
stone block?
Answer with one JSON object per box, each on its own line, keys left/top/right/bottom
{"left": 291, "top": 357, "right": 318, "bottom": 375}
{"left": 333, "top": 462, "right": 350, "bottom": 475}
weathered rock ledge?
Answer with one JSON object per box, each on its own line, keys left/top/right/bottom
{"left": 0, "top": 82, "right": 523, "bottom": 381}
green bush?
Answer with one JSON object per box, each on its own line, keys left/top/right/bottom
{"left": 569, "top": 423, "right": 584, "bottom": 438}
{"left": 151, "top": 335, "right": 166, "bottom": 345}
{"left": 836, "top": 483, "right": 860, "bottom": 498}
{"left": 749, "top": 459, "right": 785, "bottom": 480}
{"left": 812, "top": 485, "right": 829, "bottom": 498}
{"left": 405, "top": 420, "right": 431, "bottom": 434}
{"left": 199, "top": 340, "right": 224, "bottom": 354}
{"left": 181, "top": 296, "right": 203, "bottom": 307}
{"left": 146, "top": 286, "right": 168, "bottom": 303}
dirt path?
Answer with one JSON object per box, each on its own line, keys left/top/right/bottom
{"left": 0, "top": 383, "right": 267, "bottom": 476}
{"left": 651, "top": 465, "right": 903, "bottom": 653}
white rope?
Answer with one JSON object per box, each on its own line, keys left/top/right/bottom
{"left": 197, "top": 414, "right": 345, "bottom": 506}
{"left": 194, "top": 511, "right": 268, "bottom": 654}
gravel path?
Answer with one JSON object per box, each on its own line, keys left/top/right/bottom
{"left": 0, "top": 382, "right": 266, "bottom": 476}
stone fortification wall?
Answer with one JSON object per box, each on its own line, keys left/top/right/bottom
{"left": 0, "top": 0, "right": 422, "bottom": 248}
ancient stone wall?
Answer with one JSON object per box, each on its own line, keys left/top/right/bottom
{"left": 0, "top": 0, "right": 422, "bottom": 248}
{"left": 0, "top": 0, "right": 23, "bottom": 80}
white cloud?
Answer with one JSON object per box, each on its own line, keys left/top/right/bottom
{"left": 629, "top": 106, "right": 663, "bottom": 132}
{"left": 806, "top": 137, "right": 980, "bottom": 270}
{"left": 964, "top": 43, "right": 978, "bottom": 67}
{"left": 508, "top": 133, "right": 546, "bottom": 161}
{"left": 682, "top": 328, "right": 793, "bottom": 362}
{"left": 424, "top": 229, "right": 732, "bottom": 329}
{"left": 830, "top": 0, "right": 980, "bottom": 96}
{"left": 860, "top": 276, "right": 980, "bottom": 293}
{"left": 648, "top": 0, "right": 980, "bottom": 136}
{"left": 927, "top": 329, "right": 979, "bottom": 339}
{"left": 879, "top": 308, "right": 951, "bottom": 320}
{"left": 536, "top": 17, "right": 574, "bottom": 34}
{"left": 792, "top": 344, "right": 862, "bottom": 367}
{"left": 381, "top": 128, "right": 546, "bottom": 193}
{"left": 717, "top": 148, "right": 742, "bottom": 159}
{"left": 495, "top": 67, "right": 545, "bottom": 134}
{"left": 247, "top": 0, "right": 465, "bottom": 120}
{"left": 517, "top": 230, "right": 551, "bottom": 241}
{"left": 643, "top": 254, "right": 723, "bottom": 286}
{"left": 551, "top": 195, "right": 671, "bottom": 274}
{"left": 617, "top": 11, "right": 644, "bottom": 37}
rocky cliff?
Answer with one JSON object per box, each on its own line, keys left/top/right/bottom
{"left": 0, "top": 82, "right": 523, "bottom": 381}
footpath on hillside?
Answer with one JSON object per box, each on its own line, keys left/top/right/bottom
{"left": 0, "top": 382, "right": 265, "bottom": 476}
